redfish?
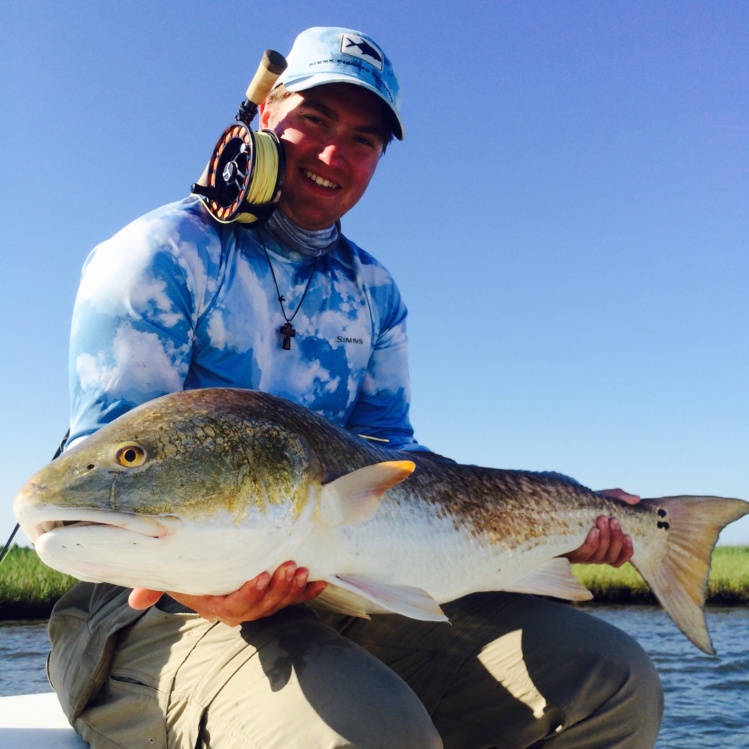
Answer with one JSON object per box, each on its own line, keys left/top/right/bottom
{"left": 14, "top": 388, "right": 749, "bottom": 654}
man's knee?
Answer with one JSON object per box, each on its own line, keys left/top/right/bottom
{"left": 557, "top": 623, "right": 664, "bottom": 747}
{"left": 367, "top": 705, "right": 443, "bottom": 749}
{"left": 203, "top": 617, "right": 443, "bottom": 749}
{"left": 610, "top": 630, "right": 664, "bottom": 736}
{"left": 202, "top": 679, "right": 442, "bottom": 749}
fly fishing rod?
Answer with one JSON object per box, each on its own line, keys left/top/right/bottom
{"left": 191, "top": 49, "right": 288, "bottom": 225}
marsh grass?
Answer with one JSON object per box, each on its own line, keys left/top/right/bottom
{"left": 0, "top": 545, "right": 747, "bottom": 619}
{"left": 573, "top": 545, "right": 749, "bottom": 604}
{"left": 0, "top": 546, "right": 77, "bottom": 617}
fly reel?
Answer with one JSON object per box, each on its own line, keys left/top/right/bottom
{"left": 191, "top": 49, "right": 287, "bottom": 225}
{"left": 192, "top": 124, "right": 284, "bottom": 224}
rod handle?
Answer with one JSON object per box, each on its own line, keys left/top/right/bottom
{"left": 245, "top": 49, "right": 288, "bottom": 105}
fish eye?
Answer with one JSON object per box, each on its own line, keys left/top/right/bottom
{"left": 115, "top": 444, "right": 147, "bottom": 468}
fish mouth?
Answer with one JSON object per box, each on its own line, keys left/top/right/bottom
{"left": 22, "top": 508, "right": 174, "bottom": 544}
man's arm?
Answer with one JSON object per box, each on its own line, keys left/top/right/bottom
{"left": 68, "top": 209, "right": 202, "bottom": 443}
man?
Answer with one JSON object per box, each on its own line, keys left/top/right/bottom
{"left": 49, "top": 26, "right": 663, "bottom": 748}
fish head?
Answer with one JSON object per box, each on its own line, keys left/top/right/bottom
{"left": 13, "top": 390, "right": 323, "bottom": 593}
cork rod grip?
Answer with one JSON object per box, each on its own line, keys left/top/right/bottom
{"left": 245, "top": 50, "right": 288, "bottom": 105}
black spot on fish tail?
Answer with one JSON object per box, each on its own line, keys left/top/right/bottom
{"left": 656, "top": 507, "right": 670, "bottom": 529}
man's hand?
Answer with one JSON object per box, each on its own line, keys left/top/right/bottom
{"left": 127, "top": 561, "right": 328, "bottom": 627}
{"left": 564, "top": 489, "right": 640, "bottom": 568}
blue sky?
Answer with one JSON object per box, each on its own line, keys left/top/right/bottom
{"left": 2, "top": 1, "right": 747, "bottom": 548}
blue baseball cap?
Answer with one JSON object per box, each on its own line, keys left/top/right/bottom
{"left": 275, "top": 27, "right": 404, "bottom": 140}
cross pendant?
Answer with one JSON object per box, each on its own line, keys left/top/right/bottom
{"left": 280, "top": 321, "right": 296, "bottom": 350}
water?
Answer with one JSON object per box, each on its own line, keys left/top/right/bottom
{"left": 0, "top": 620, "right": 51, "bottom": 696}
{"left": 1, "top": 608, "right": 747, "bottom": 747}
{"left": 589, "top": 606, "right": 749, "bottom": 749}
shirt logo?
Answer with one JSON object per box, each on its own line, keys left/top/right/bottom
{"left": 337, "top": 335, "right": 364, "bottom": 345}
{"left": 340, "top": 34, "right": 384, "bottom": 71}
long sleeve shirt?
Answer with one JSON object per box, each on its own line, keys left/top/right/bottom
{"left": 68, "top": 196, "right": 426, "bottom": 452}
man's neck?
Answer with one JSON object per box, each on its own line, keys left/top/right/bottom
{"left": 265, "top": 210, "right": 339, "bottom": 258}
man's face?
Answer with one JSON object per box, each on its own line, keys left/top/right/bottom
{"left": 259, "top": 83, "right": 387, "bottom": 230}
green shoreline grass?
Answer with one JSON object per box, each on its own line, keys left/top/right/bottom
{"left": 573, "top": 545, "right": 749, "bottom": 605}
{"left": 0, "top": 546, "right": 78, "bottom": 619}
{"left": 1, "top": 545, "right": 747, "bottom": 619}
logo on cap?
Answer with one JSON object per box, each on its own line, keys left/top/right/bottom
{"left": 340, "top": 33, "right": 384, "bottom": 71}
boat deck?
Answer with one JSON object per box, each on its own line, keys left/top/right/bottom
{"left": 0, "top": 692, "right": 86, "bottom": 748}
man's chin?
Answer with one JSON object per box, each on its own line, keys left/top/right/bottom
{"left": 277, "top": 200, "right": 346, "bottom": 232}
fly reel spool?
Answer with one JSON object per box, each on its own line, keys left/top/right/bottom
{"left": 193, "top": 123, "right": 284, "bottom": 224}
{"left": 191, "top": 49, "right": 287, "bottom": 225}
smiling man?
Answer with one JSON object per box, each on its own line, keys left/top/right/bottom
{"left": 260, "top": 83, "right": 389, "bottom": 228}
{"left": 48, "top": 26, "right": 663, "bottom": 749}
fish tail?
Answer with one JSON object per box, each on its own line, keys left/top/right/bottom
{"left": 631, "top": 495, "right": 749, "bottom": 655}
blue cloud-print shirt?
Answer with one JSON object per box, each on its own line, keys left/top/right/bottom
{"left": 69, "top": 196, "right": 426, "bottom": 451}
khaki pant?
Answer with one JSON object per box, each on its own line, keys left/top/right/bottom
{"left": 49, "top": 586, "right": 663, "bottom": 749}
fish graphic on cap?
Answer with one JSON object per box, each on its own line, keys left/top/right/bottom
{"left": 342, "top": 34, "right": 383, "bottom": 65}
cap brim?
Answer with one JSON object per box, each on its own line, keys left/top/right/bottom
{"left": 281, "top": 74, "right": 404, "bottom": 140}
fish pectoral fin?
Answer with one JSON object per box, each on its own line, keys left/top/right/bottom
{"left": 314, "top": 573, "right": 448, "bottom": 622}
{"left": 319, "top": 461, "right": 415, "bottom": 527}
{"left": 503, "top": 558, "right": 593, "bottom": 601}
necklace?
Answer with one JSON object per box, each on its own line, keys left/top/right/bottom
{"left": 259, "top": 231, "right": 318, "bottom": 350}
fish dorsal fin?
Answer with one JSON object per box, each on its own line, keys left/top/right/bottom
{"left": 315, "top": 573, "right": 447, "bottom": 622}
{"left": 319, "top": 461, "right": 415, "bottom": 528}
{"left": 503, "top": 558, "right": 593, "bottom": 601}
